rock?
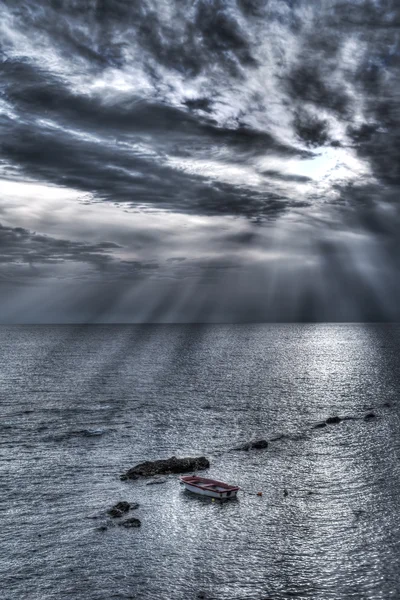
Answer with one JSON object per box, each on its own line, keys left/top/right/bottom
{"left": 364, "top": 412, "right": 376, "bottom": 421}
{"left": 234, "top": 439, "right": 268, "bottom": 451}
{"left": 120, "top": 473, "right": 139, "bottom": 481}
{"left": 325, "top": 416, "right": 342, "bottom": 425}
{"left": 121, "top": 456, "right": 210, "bottom": 480}
{"left": 97, "top": 525, "right": 108, "bottom": 532}
{"left": 108, "top": 508, "right": 123, "bottom": 518}
{"left": 251, "top": 439, "right": 269, "bottom": 449}
{"left": 118, "top": 518, "right": 141, "bottom": 528}
{"left": 235, "top": 443, "right": 251, "bottom": 451}
{"left": 146, "top": 478, "right": 167, "bottom": 486}
{"left": 107, "top": 501, "right": 139, "bottom": 518}
{"left": 314, "top": 422, "right": 327, "bottom": 429}
{"left": 283, "top": 489, "right": 288, "bottom": 497}
{"left": 269, "top": 434, "right": 285, "bottom": 442}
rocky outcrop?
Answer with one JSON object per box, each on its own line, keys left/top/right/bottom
{"left": 118, "top": 517, "right": 141, "bottom": 528}
{"left": 364, "top": 412, "right": 376, "bottom": 421}
{"left": 325, "top": 416, "right": 342, "bottom": 425}
{"left": 269, "top": 434, "right": 285, "bottom": 442}
{"left": 120, "top": 456, "right": 210, "bottom": 480}
{"left": 146, "top": 478, "right": 167, "bottom": 486}
{"left": 313, "top": 422, "right": 327, "bottom": 429}
{"left": 234, "top": 439, "right": 268, "bottom": 451}
{"left": 107, "top": 501, "right": 139, "bottom": 518}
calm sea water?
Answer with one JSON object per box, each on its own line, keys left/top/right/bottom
{"left": 1, "top": 324, "right": 400, "bottom": 600}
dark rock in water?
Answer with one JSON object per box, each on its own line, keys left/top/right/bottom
{"left": 114, "top": 501, "right": 131, "bottom": 513}
{"left": 283, "top": 489, "right": 288, "bottom": 497}
{"left": 121, "top": 472, "right": 139, "bottom": 481}
{"left": 108, "top": 501, "right": 138, "bottom": 518}
{"left": 146, "top": 478, "right": 167, "bottom": 486}
{"left": 108, "top": 508, "right": 123, "bottom": 518}
{"left": 75, "top": 428, "right": 107, "bottom": 437}
{"left": 97, "top": 525, "right": 108, "bottom": 532}
{"left": 269, "top": 434, "right": 285, "bottom": 442}
{"left": 234, "top": 439, "right": 268, "bottom": 451}
{"left": 314, "top": 422, "right": 327, "bottom": 429}
{"left": 235, "top": 443, "right": 251, "bottom": 451}
{"left": 118, "top": 517, "right": 141, "bottom": 528}
{"left": 121, "top": 456, "right": 210, "bottom": 480}
{"left": 325, "top": 416, "right": 342, "bottom": 425}
{"left": 252, "top": 439, "right": 269, "bottom": 449}
{"left": 364, "top": 412, "right": 376, "bottom": 421}
{"left": 383, "top": 402, "right": 391, "bottom": 408}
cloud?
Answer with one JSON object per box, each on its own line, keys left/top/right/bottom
{"left": 1, "top": 0, "right": 400, "bottom": 321}
{"left": 0, "top": 0, "right": 316, "bottom": 221}
{"left": 0, "top": 222, "right": 163, "bottom": 282}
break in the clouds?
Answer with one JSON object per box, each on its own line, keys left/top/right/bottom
{"left": 1, "top": 0, "right": 400, "bottom": 322}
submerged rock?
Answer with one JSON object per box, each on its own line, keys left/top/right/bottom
{"left": 234, "top": 439, "right": 268, "bottom": 451}
{"left": 269, "top": 434, "right": 285, "bottom": 442}
{"left": 107, "top": 501, "right": 139, "bottom": 518}
{"left": 118, "top": 517, "right": 141, "bottom": 528}
{"left": 325, "top": 416, "right": 342, "bottom": 425}
{"left": 364, "top": 412, "right": 376, "bottom": 421}
{"left": 314, "top": 422, "right": 327, "bottom": 429}
{"left": 146, "top": 478, "right": 167, "bottom": 486}
{"left": 120, "top": 456, "right": 210, "bottom": 480}
{"left": 252, "top": 439, "right": 269, "bottom": 449}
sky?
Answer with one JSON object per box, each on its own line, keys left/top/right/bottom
{"left": 1, "top": 0, "right": 400, "bottom": 323}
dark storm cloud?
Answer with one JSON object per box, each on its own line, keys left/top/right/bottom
{"left": 0, "top": 63, "right": 311, "bottom": 221}
{"left": 0, "top": 0, "right": 317, "bottom": 221}
{"left": 261, "top": 170, "right": 311, "bottom": 184}
{"left": 1, "top": 0, "right": 399, "bottom": 220}
{"left": 0, "top": 222, "right": 161, "bottom": 281}
{"left": 0, "top": 222, "right": 119, "bottom": 266}
{"left": 293, "top": 110, "right": 330, "bottom": 148}
{"left": 33, "top": 0, "right": 257, "bottom": 76}
{"left": 325, "top": 2, "right": 400, "bottom": 244}
{"left": 2, "top": 0, "right": 400, "bottom": 323}
{"left": 1, "top": 53, "right": 315, "bottom": 221}
{"left": 0, "top": 114, "right": 309, "bottom": 220}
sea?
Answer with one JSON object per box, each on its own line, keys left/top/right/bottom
{"left": 1, "top": 323, "right": 400, "bottom": 600}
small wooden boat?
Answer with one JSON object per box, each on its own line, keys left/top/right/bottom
{"left": 180, "top": 475, "right": 240, "bottom": 499}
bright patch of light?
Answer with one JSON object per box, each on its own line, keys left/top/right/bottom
{"left": 259, "top": 146, "right": 373, "bottom": 189}
{"left": 292, "top": 147, "right": 365, "bottom": 181}
{"left": 0, "top": 178, "right": 82, "bottom": 202}
{"left": 165, "top": 156, "right": 264, "bottom": 187}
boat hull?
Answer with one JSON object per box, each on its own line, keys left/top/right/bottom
{"left": 180, "top": 476, "right": 240, "bottom": 499}
{"left": 182, "top": 482, "right": 238, "bottom": 499}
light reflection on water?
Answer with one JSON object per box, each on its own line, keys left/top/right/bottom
{"left": 1, "top": 324, "right": 400, "bottom": 599}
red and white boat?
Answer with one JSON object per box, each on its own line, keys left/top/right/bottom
{"left": 180, "top": 475, "right": 240, "bottom": 499}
